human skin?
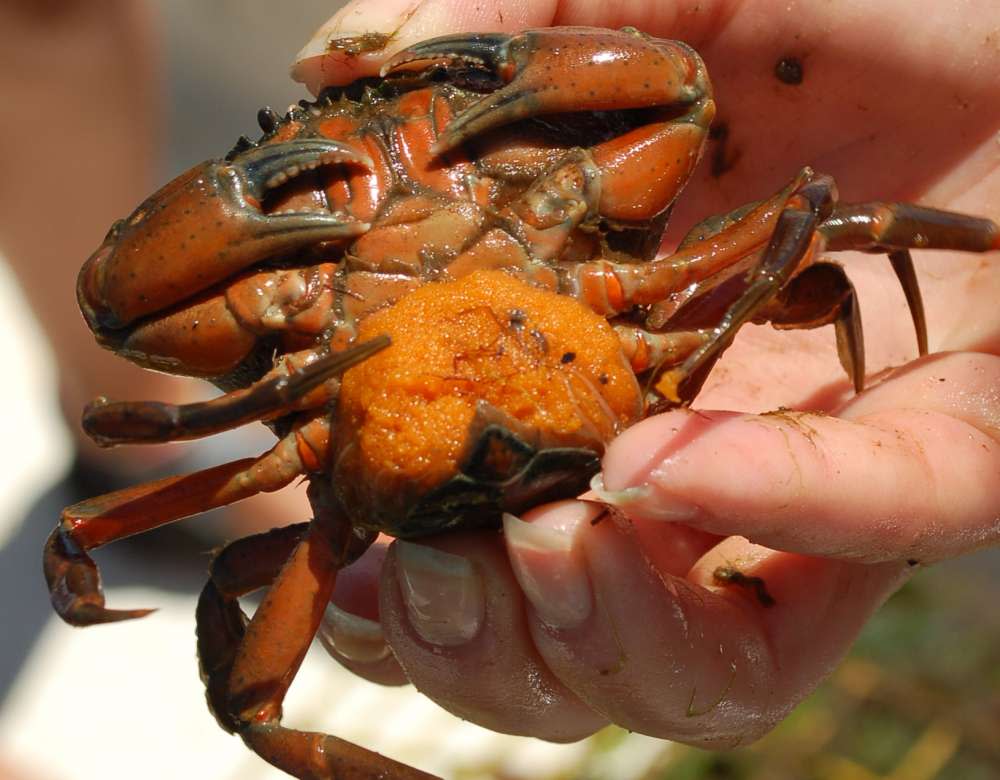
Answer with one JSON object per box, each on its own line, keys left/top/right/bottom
{"left": 294, "top": 0, "right": 1000, "bottom": 745}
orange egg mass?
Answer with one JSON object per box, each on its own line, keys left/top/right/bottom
{"left": 333, "top": 269, "right": 642, "bottom": 529}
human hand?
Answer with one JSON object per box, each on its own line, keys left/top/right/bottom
{"left": 298, "top": 0, "right": 1000, "bottom": 746}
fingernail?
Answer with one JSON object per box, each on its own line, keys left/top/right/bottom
{"left": 503, "top": 511, "right": 592, "bottom": 629}
{"left": 591, "top": 472, "right": 699, "bottom": 522}
{"left": 317, "top": 602, "right": 391, "bottom": 663}
{"left": 394, "top": 541, "right": 484, "bottom": 646}
{"left": 588, "top": 472, "right": 651, "bottom": 505}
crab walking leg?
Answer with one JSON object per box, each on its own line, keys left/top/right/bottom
{"left": 43, "top": 415, "right": 331, "bottom": 626}
{"left": 755, "top": 260, "right": 865, "bottom": 389}
{"left": 887, "top": 251, "right": 927, "bottom": 357}
{"left": 821, "top": 201, "right": 1000, "bottom": 253}
{"left": 196, "top": 523, "right": 312, "bottom": 732}
{"left": 201, "top": 491, "right": 436, "bottom": 780}
{"left": 531, "top": 170, "right": 811, "bottom": 318}
{"left": 83, "top": 335, "right": 389, "bottom": 446}
{"left": 819, "top": 204, "right": 1000, "bottom": 355}
{"left": 613, "top": 324, "right": 710, "bottom": 374}
{"left": 548, "top": 171, "right": 998, "bottom": 382}
{"left": 654, "top": 175, "right": 837, "bottom": 404}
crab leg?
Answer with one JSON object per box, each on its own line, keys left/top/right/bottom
{"left": 197, "top": 523, "right": 312, "bottom": 732}
{"left": 541, "top": 168, "right": 997, "bottom": 398}
{"left": 613, "top": 324, "right": 710, "bottom": 374}
{"left": 82, "top": 335, "right": 388, "bottom": 446}
{"left": 524, "top": 170, "right": 810, "bottom": 317}
{"left": 756, "top": 260, "right": 865, "bottom": 389}
{"left": 198, "top": 487, "right": 436, "bottom": 779}
{"left": 821, "top": 202, "right": 1000, "bottom": 253}
{"left": 44, "top": 415, "right": 331, "bottom": 626}
{"left": 887, "top": 251, "right": 927, "bottom": 356}
{"left": 819, "top": 203, "right": 1000, "bottom": 355}
{"left": 653, "top": 174, "right": 839, "bottom": 404}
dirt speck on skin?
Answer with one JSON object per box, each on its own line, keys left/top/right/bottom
{"left": 325, "top": 32, "right": 392, "bottom": 57}
{"left": 759, "top": 408, "right": 825, "bottom": 445}
{"left": 709, "top": 121, "right": 741, "bottom": 178}
{"left": 713, "top": 566, "right": 777, "bottom": 607}
{"left": 774, "top": 56, "right": 804, "bottom": 85}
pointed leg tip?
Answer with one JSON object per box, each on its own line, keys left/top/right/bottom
{"left": 58, "top": 604, "right": 157, "bottom": 628}
{"left": 90, "top": 606, "right": 157, "bottom": 625}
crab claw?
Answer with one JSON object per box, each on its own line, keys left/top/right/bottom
{"left": 78, "top": 139, "right": 373, "bottom": 336}
{"left": 382, "top": 27, "right": 710, "bottom": 156}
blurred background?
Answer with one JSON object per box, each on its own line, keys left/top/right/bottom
{"left": 0, "top": 2, "right": 996, "bottom": 779}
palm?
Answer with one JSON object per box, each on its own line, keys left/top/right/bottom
{"left": 653, "top": 2, "right": 1000, "bottom": 412}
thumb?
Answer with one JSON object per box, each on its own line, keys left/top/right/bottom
{"left": 291, "top": 0, "right": 556, "bottom": 93}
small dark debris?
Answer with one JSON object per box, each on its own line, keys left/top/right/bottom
{"left": 774, "top": 56, "right": 804, "bottom": 85}
{"left": 590, "top": 508, "right": 609, "bottom": 526}
{"left": 713, "top": 566, "right": 776, "bottom": 607}
{"left": 325, "top": 32, "right": 391, "bottom": 58}
{"left": 561, "top": 351, "right": 576, "bottom": 364}
{"left": 708, "top": 121, "right": 740, "bottom": 178}
{"left": 598, "top": 374, "right": 609, "bottom": 385}
{"left": 907, "top": 559, "right": 920, "bottom": 567}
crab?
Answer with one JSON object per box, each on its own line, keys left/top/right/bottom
{"left": 43, "top": 26, "right": 999, "bottom": 780}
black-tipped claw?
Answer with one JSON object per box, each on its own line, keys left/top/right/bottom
{"left": 44, "top": 527, "right": 155, "bottom": 627}
{"left": 233, "top": 138, "right": 373, "bottom": 201}
{"left": 224, "top": 139, "right": 375, "bottom": 242}
{"left": 381, "top": 32, "right": 512, "bottom": 78}
{"left": 382, "top": 33, "right": 531, "bottom": 156}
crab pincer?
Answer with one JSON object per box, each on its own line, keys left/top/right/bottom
{"left": 382, "top": 27, "right": 714, "bottom": 153}
{"left": 78, "top": 138, "right": 373, "bottom": 335}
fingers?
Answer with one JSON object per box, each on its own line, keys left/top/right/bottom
{"left": 319, "top": 535, "right": 409, "bottom": 685}
{"left": 600, "top": 351, "right": 1000, "bottom": 563}
{"left": 378, "top": 530, "right": 609, "bottom": 740}
{"left": 504, "top": 503, "right": 906, "bottom": 746}
{"left": 291, "top": 0, "right": 731, "bottom": 93}
{"left": 361, "top": 501, "right": 905, "bottom": 745}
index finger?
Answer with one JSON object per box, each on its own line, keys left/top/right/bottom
{"left": 291, "top": 0, "right": 724, "bottom": 93}
{"left": 598, "top": 352, "right": 1000, "bottom": 564}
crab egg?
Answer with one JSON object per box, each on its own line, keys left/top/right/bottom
{"left": 333, "top": 269, "right": 642, "bottom": 534}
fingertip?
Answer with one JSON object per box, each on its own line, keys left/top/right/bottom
{"left": 602, "top": 409, "right": 741, "bottom": 519}
{"left": 503, "top": 503, "right": 599, "bottom": 630}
